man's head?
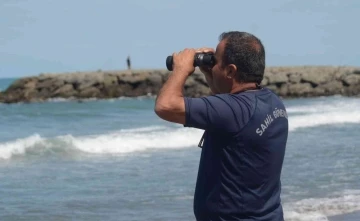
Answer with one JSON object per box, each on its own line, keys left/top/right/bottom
{"left": 211, "top": 31, "right": 265, "bottom": 93}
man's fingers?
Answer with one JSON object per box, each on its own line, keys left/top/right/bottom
{"left": 195, "top": 48, "right": 204, "bottom": 53}
{"left": 196, "top": 47, "right": 215, "bottom": 53}
{"left": 176, "top": 47, "right": 213, "bottom": 54}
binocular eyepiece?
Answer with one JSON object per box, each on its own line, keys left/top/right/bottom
{"left": 166, "top": 53, "right": 216, "bottom": 71}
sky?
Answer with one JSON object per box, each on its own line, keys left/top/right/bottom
{"left": 0, "top": 0, "right": 359, "bottom": 78}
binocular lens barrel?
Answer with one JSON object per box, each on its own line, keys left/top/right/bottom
{"left": 166, "top": 53, "right": 215, "bottom": 71}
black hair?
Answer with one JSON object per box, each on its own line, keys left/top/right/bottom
{"left": 218, "top": 31, "right": 265, "bottom": 84}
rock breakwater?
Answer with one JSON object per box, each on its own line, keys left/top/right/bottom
{"left": 0, "top": 66, "right": 359, "bottom": 103}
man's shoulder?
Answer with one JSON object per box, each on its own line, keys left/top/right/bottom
{"left": 247, "top": 87, "right": 285, "bottom": 105}
{"left": 186, "top": 88, "right": 274, "bottom": 109}
{"left": 200, "top": 91, "right": 259, "bottom": 110}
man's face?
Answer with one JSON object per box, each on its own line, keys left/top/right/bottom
{"left": 211, "top": 40, "right": 232, "bottom": 93}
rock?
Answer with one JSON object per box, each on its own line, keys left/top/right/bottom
{"left": 37, "top": 87, "right": 51, "bottom": 98}
{"left": 24, "top": 80, "right": 38, "bottom": 90}
{"left": 288, "top": 73, "right": 302, "bottom": 83}
{"left": 288, "top": 83, "right": 313, "bottom": 97}
{"left": 77, "top": 81, "right": 96, "bottom": 91}
{"left": 317, "top": 81, "right": 344, "bottom": 95}
{"left": 36, "top": 78, "right": 64, "bottom": 91}
{"left": 345, "top": 84, "right": 360, "bottom": 96}
{"left": 185, "top": 77, "right": 196, "bottom": 88}
{"left": 77, "top": 73, "right": 104, "bottom": 90}
{"left": 79, "top": 87, "right": 101, "bottom": 98}
{"left": 6, "top": 78, "right": 35, "bottom": 91}
{"left": 84, "top": 73, "right": 104, "bottom": 84}
{"left": 118, "top": 72, "right": 149, "bottom": 84}
{"left": 192, "top": 71, "right": 206, "bottom": 81}
{"left": 147, "top": 74, "right": 163, "bottom": 86}
{"left": 266, "top": 85, "right": 278, "bottom": 92}
{"left": 301, "top": 70, "right": 334, "bottom": 86}
{"left": 312, "top": 87, "right": 326, "bottom": 95}
{"left": 1, "top": 89, "right": 24, "bottom": 103}
{"left": 343, "top": 74, "right": 360, "bottom": 86}
{"left": 61, "top": 73, "right": 86, "bottom": 85}
{"left": 24, "top": 89, "right": 38, "bottom": 101}
{"left": 118, "top": 84, "right": 134, "bottom": 96}
{"left": 267, "top": 72, "right": 288, "bottom": 85}
{"left": 38, "top": 73, "right": 56, "bottom": 81}
{"left": 102, "top": 85, "right": 124, "bottom": 98}
{"left": 52, "top": 84, "right": 76, "bottom": 98}
{"left": 103, "top": 75, "right": 118, "bottom": 87}
{"left": 184, "top": 84, "right": 211, "bottom": 97}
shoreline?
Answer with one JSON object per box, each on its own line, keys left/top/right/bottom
{"left": 0, "top": 66, "right": 359, "bottom": 104}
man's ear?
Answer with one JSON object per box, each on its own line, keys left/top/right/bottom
{"left": 226, "top": 64, "right": 237, "bottom": 79}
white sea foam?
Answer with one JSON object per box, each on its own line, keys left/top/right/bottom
{"left": 286, "top": 100, "right": 353, "bottom": 114}
{"left": 1, "top": 100, "right": 360, "bottom": 159}
{"left": 288, "top": 98, "right": 360, "bottom": 131}
{"left": 0, "top": 126, "right": 204, "bottom": 159}
{"left": 0, "top": 134, "right": 45, "bottom": 159}
{"left": 71, "top": 126, "right": 203, "bottom": 154}
{"left": 284, "top": 190, "right": 360, "bottom": 221}
{"left": 289, "top": 111, "right": 360, "bottom": 131}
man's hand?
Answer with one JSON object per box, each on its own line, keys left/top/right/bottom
{"left": 196, "top": 47, "right": 215, "bottom": 75}
{"left": 172, "top": 48, "right": 196, "bottom": 75}
{"left": 195, "top": 47, "right": 219, "bottom": 94}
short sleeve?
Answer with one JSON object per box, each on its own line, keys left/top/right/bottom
{"left": 184, "top": 94, "right": 255, "bottom": 133}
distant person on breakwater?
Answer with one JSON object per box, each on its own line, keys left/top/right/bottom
{"left": 126, "top": 56, "right": 131, "bottom": 70}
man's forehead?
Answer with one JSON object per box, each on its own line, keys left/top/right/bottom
{"left": 215, "top": 40, "right": 226, "bottom": 55}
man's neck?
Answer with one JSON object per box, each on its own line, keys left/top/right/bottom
{"left": 230, "top": 82, "right": 259, "bottom": 94}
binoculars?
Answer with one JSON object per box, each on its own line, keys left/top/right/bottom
{"left": 166, "top": 53, "right": 216, "bottom": 71}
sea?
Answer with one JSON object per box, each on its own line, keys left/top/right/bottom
{"left": 0, "top": 78, "right": 359, "bottom": 221}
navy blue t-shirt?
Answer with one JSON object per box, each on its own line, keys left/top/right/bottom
{"left": 184, "top": 87, "right": 288, "bottom": 221}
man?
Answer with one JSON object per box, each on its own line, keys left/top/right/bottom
{"left": 154, "top": 31, "right": 288, "bottom": 221}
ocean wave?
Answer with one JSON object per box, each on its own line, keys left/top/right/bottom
{"left": 285, "top": 97, "right": 358, "bottom": 114}
{"left": 287, "top": 98, "right": 360, "bottom": 131}
{"left": 1, "top": 105, "right": 359, "bottom": 159}
{"left": 284, "top": 190, "right": 360, "bottom": 221}
{"left": 0, "top": 126, "right": 204, "bottom": 160}
{"left": 289, "top": 110, "right": 360, "bottom": 131}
